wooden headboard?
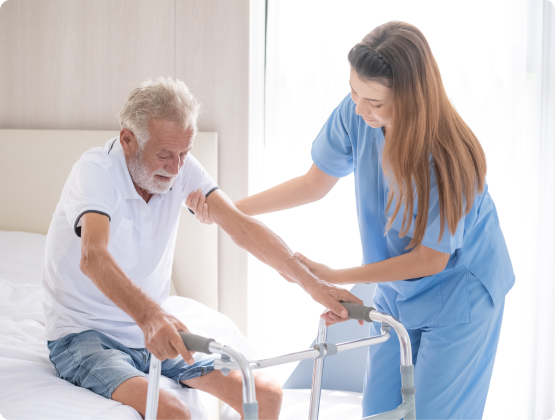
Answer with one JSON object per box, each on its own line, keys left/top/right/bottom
{"left": 0, "top": 129, "right": 219, "bottom": 310}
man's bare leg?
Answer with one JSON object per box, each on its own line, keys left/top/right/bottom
{"left": 111, "top": 376, "right": 191, "bottom": 419}
{"left": 182, "top": 370, "right": 282, "bottom": 420}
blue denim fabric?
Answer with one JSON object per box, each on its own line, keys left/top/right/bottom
{"left": 47, "top": 329, "right": 215, "bottom": 399}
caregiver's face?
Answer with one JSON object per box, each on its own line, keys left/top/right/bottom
{"left": 349, "top": 68, "right": 393, "bottom": 129}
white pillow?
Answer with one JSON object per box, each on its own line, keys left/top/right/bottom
{"left": 0, "top": 230, "right": 46, "bottom": 286}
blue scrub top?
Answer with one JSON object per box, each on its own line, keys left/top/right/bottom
{"left": 312, "top": 94, "right": 514, "bottom": 328}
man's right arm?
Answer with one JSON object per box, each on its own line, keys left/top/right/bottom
{"left": 79, "top": 212, "right": 194, "bottom": 363}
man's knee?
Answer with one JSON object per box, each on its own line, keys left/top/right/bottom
{"left": 254, "top": 372, "right": 283, "bottom": 416}
{"left": 111, "top": 376, "right": 191, "bottom": 419}
{"left": 157, "top": 392, "right": 191, "bottom": 420}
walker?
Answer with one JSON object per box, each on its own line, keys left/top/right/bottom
{"left": 145, "top": 302, "right": 416, "bottom": 420}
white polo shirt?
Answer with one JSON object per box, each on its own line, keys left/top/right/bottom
{"left": 43, "top": 137, "right": 218, "bottom": 348}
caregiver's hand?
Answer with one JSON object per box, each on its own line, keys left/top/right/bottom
{"left": 185, "top": 189, "right": 214, "bottom": 225}
{"left": 294, "top": 252, "right": 338, "bottom": 283}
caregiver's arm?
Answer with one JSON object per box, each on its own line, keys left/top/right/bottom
{"left": 186, "top": 164, "right": 338, "bottom": 223}
{"left": 234, "top": 164, "right": 339, "bottom": 216}
{"left": 296, "top": 244, "right": 450, "bottom": 285}
{"left": 205, "top": 189, "right": 362, "bottom": 317}
{"left": 79, "top": 213, "right": 195, "bottom": 364}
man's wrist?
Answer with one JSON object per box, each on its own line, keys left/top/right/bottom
{"left": 294, "top": 270, "right": 326, "bottom": 292}
{"left": 135, "top": 302, "right": 164, "bottom": 329}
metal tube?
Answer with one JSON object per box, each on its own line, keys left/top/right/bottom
{"left": 362, "top": 401, "right": 415, "bottom": 420}
{"left": 145, "top": 355, "right": 162, "bottom": 420}
{"left": 251, "top": 348, "right": 322, "bottom": 369}
{"left": 369, "top": 310, "right": 412, "bottom": 366}
{"left": 213, "top": 331, "right": 390, "bottom": 372}
{"left": 308, "top": 317, "right": 328, "bottom": 420}
{"left": 335, "top": 333, "right": 390, "bottom": 353}
{"left": 208, "top": 342, "right": 257, "bottom": 406}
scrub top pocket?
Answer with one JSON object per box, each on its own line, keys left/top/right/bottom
{"left": 392, "top": 277, "right": 443, "bottom": 329}
{"left": 108, "top": 217, "right": 138, "bottom": 270}
{"left": 373, "top": 268, "right": 471, "bottom": 329}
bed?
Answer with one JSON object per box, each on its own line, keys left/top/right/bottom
{"left": 0, "top": 129, "right": 363, "bottom": 419}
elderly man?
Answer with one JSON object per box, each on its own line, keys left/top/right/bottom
{"left": 43, "top": 77, "right": 361, "bottom": 419}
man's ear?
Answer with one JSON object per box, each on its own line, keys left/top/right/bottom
{"left": 120, "top": 128, "right": 137, "bottom": 157}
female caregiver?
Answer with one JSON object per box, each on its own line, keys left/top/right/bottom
{"left": 188, "top": 21, "right": 515, "bottom": 419}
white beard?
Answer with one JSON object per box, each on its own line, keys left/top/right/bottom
{"left": 127, "top": 150, "right": 176, "bottom": 194}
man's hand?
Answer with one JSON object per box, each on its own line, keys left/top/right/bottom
{"left": 140, "top": 311, "right": 195, "bottom": 364}
{"left": 185, "top": 189, "right": 214, "bottom": 224}
{"left": 303, "top": 277, "right": 365, "bottom": 327}
{"left": 292, "top": 252, "right": 364, "bottom": 326}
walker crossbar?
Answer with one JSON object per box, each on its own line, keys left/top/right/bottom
{"left": 144, "top": 303, "right": 415, "bottom": 420}
{"left": 213, "top": 333, "right": 390, "bottom": 371}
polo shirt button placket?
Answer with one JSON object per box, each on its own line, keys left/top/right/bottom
{"left": 142, "top": 208, "right": 152, "bottom": 244}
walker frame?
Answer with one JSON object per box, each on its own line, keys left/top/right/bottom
{"left": 144, "top": 303, "right": 416, "bottom": 420}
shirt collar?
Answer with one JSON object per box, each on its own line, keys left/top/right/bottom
{"left": 105, "top": 137, "right": 144, "bottom": 200}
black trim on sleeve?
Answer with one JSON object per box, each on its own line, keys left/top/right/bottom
{"left": 74, "top": 210, "right": 111, "bottom": 237}
{"left": 205, "top": 186, "right": 220, "bottom": 199}
{"left": 188, "top": 186, "right": 220, "bottom": 215}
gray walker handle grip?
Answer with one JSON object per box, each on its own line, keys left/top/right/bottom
{"left": 179, "top": 332, "right": 215, "bottom": 354}
{"left": 340, "top": 301, "right": 374, "bottom": 323}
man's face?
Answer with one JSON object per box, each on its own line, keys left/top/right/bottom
{"left": 123, "top": 118, "right": 194, "bottom": 195}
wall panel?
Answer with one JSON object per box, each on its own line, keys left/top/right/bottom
{"left": 0, "top": 0, "right": 175, "bottom": 129}
{"left": 176, "top": 0, "right": 250, "bottom": 333}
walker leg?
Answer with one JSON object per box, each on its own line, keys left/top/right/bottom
{"left": 308, "top": 317, "right": 328, "bottom": 420}
{"left": 400, "top": 364, "right": 416, "bottom": 420}
{"left": 145, "top": 355, "right": 162, "bottom": 420}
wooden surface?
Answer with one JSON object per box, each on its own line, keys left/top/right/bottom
{"left": 0, "top": 0, "right": 249, "bottom": 334}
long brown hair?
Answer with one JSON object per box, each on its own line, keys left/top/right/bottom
{"left": 348, "top": 21, "right": 486, "bottom": 249}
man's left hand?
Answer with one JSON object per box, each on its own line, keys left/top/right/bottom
{"left": 185, "top": 189, "right": 213, "bottom": 225}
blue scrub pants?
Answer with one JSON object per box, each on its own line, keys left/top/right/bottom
{"left": 362, "top": 274, "right": 505, "bottom": 419}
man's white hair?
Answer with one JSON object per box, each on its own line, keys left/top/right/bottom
{"left": 118, "top": 77, "right": 201, "bottom": 149}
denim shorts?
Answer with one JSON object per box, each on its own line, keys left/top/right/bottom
{"left": 47, "top": 329, "right": 215, "bottom": 399}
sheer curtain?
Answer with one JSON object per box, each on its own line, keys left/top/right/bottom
{"left": 247, "top": 1, "right": 555, "bottom": 417}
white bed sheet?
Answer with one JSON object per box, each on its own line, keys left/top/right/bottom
{"left": 0, "top": 231, "right": 45, "bottom": 286}
{"left": 0, "top": 277, "right": 253, "bottom": 420}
